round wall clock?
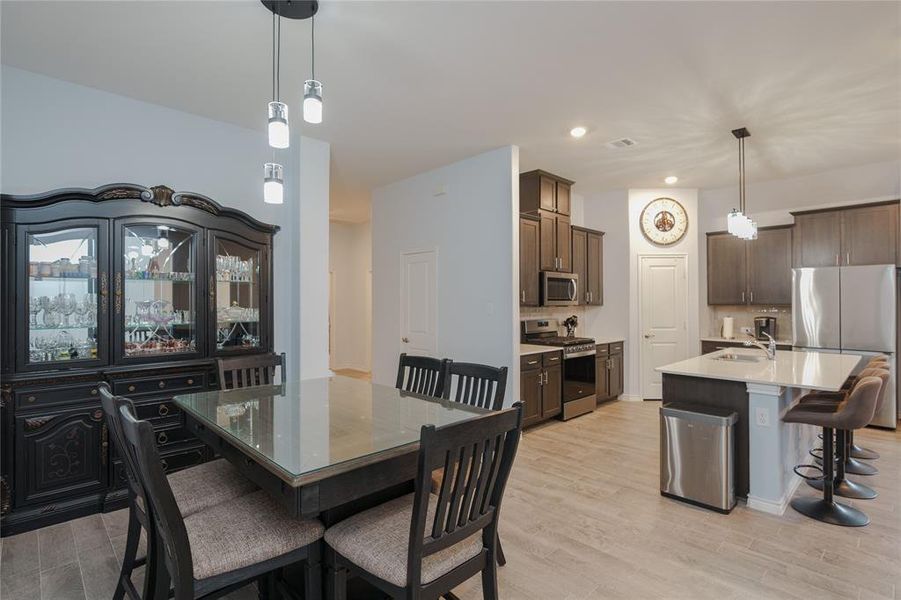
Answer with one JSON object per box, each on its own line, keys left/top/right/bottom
{"left": 640, "top": 197, "right": 688, "bottom": 245}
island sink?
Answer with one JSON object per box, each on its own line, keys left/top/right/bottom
{"left": 710, "top": 353, "right": 763, "bottom": 363}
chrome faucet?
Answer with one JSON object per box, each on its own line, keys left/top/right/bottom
{"left": 744, "top": 332, "right": 777, "bottom": 360}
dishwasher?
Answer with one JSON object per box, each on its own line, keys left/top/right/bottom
{"left": 660, "top": 403, "right": 738, "bottom": 513}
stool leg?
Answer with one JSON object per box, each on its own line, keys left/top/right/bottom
{"left": 807, "top": 429, "right": 877, "bottom": 499}
{"left": 791, "top": 427, "right": 869, "bottom": 527}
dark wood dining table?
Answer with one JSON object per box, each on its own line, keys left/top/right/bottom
{"left": 173, "top": 375, "right": 489, "bottom": 526}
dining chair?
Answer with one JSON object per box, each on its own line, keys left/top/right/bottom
{"left": 99, "top": 384, "right": 258, "bottom": 599}
{"left": 217, "top": 352, "right": 286, "bottom": 390}
{"left": 396, "top": 353, "right": 449, "bottom": 397}
{"left": 441, "top": 362, "right": 508, "bottom": 411}
{"left": 323, "top": 404, "right": 523, "bottom": 600}
{"left": 116, "top": 398, "right": 325, "bottom": 600}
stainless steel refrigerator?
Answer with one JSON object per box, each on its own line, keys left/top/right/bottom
{"left": 792, "top": 265, "right": 897, "bottom": 428}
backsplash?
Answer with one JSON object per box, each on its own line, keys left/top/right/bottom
{"left": 520, "top": 306, "right": 587, "bottom": 336}
{"left": 705, "top": 305, "right": 793, "bottom": 341}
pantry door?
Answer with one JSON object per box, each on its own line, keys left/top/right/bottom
{"left": 400, "top": 249, "right": 437, "bottom": 357}
{"left": 639, "top": 255, "right": 688, "bottom": 400}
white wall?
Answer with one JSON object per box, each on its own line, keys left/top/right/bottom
{"left": 1, "top": 66, "right": 331, "bottom": 378}
{"left": 371, "top": 146, "right": 519, "bottom": 404}
{"left": 628, "top": 189, "right": 700, "bottom": 399}
{"left": 329, "top": 221, "right": 372, "bottom": 372}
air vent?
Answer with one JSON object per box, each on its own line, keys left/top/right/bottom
{"left": 605, "top": 137, "right": 637, "bottom": 149}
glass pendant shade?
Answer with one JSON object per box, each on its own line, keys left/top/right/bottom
{"left": 263, "top": 163, "right": 284, "bottom": 204}
{"left": 727, "top": 209, "right": 744, "bottom": 235}
{"left": 268, "top": 102, "right": 290, "bottom": 149}
{"left": 303, "top": 80, "right": 323, "bottom": 124}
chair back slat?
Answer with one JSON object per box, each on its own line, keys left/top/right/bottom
{"left": 396, "top": 353, "right": 448, "bottom": 398}
{"left": 443, "top": 362, "right": 507, "bottom": 411}
{"left": 218, "top": 352, "right": 286, "bottom": 390}
{"left": 406, "top": 405, "right": 523, "bottom": 587}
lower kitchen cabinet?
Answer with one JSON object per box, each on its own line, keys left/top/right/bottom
{"left": 520, "top": 351, "right": 563, "bottom": 427}
{"left": 596, "top": 342, "right": 624, "bottom": 401}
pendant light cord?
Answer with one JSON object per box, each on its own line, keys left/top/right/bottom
{"left": 738, "top": 136, "right": 746, "bottom": 214}
{"left": 271, "top": 9, "right": 282, "bottom": 101}
{"left": 311, "top": 15, "right": 315, "bottom": 81}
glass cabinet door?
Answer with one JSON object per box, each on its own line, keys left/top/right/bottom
{"left": 115, "top": 220, "right": 203, "bottom": 361}
{"left": 20, "top": 220, "right": 109, "bottom": 370}
{"left": 211, "top": 233, "right": 267, "bottom": 353}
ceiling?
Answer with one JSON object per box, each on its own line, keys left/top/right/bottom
{"left": 2, "top": 1, "right": 898, "bottom": 222}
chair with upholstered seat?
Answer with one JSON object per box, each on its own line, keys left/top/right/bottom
{"left": 785, "top": 376, "right": 882, "bottom": 526}
{"left": 396, "top": 353, "right": 449, "bottom": 397}
{"left": 117, "top": 398, "right": 324, "bottom": 599}
{"left": 99, "top": 384, "right": 259, "bottom": 599}
{"left": 323, "top": 404, "right": 523, "bottom": 600}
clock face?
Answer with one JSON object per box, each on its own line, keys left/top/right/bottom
{"left": 640, "top": 198, "right": 688, "bottom": 245}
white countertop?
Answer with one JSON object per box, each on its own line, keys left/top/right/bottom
{"left": 701, "top": 336, "right": 794, "bottom": 346}
{"left": 520, "top": 344, "right": 556, "bottom": 356}
{"left": 656, "top": 347, "right": 862, "bottom": 392}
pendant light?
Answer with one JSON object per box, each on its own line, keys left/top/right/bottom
{"left": 303, "top": 15, "right": 323, "bottom": 124}
{"left": 268, "top": 10, "right": 289, "bottom": 149}
{"left": 263, "top": 163, "right": 284, "bottom": 204}
{"left": 729, "top": 127, "right": 757, "bottom": 240}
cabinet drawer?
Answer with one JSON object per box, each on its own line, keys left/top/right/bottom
{"left": 159, "top": 446, "right": 210, "bottom": 475}
{"left": 542, "top": 351, "right": 563, "bottom": 367}
{"left": 133, "top": 399, "right": 183, "bottom": 425}
{"left": 520, "top": 354, "right": 543, "bottom": 371}
{"left": 14, "top": 382, "right": 103, "bottom": 410}
{"left": 609, "top": 342, "right": 624, "bottom": 354}
{"left": 595, "top": 344, "right": 610, "bottom": 357}
{"left": 153, "top": 426, "right": 195, "bottom": 449}
{"left": 113, "top": 372, "right": 207, "bottom": 397}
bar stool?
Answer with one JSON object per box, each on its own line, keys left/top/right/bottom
{"left": 800, "top": 368, "right": 889, "bottom": 499}
{"left": 784, "top": 376, "right": 882, "bottom": 526}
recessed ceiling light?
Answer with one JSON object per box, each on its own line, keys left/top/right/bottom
{"left": 570, "top": 126, "right": 587, "bottom": 138}
{"left": 664, "top": 175, "right": 679, "bottom": 185}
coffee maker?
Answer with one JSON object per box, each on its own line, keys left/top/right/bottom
{"left": 754, "top": 316, "right": 777, "bottom": 341}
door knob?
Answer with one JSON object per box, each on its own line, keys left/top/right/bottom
{"left": 644, "top": 333, "right": 655, "bottom": 339}
{"left": 402, "top": 337, "right": 409, "bottom": 343}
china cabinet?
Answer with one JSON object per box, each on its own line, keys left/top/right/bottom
{"left": 0, "top": 183, "right": 279, "bottom": 534}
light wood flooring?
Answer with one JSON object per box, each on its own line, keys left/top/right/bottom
{"left": 331, "top": 369, "right": 372, "bottom": 381}
{"left": 1, "top": 400, "right": 898, "bottom": 599}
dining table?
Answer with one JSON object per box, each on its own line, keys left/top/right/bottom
{"left": 173, "top": 375, "right": 490, "bottom": 525}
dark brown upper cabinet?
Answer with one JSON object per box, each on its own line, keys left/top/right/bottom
{"left": 707, "top": 225, "right": 792, "bottom": 306}
{"left": 520, "top": 170, "right": 573, "bottom": 216}
{"left": 572, "top": 226, "right": 604, "bottom": 305}
{"left": 519, "top": 215, "right": 540, "bottom": 306}
{"left": 792, "top": 201, "right": 899, "bottom": 267}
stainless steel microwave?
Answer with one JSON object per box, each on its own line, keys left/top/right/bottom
{"left": 541, "top": 271, "right": 579, "bottom": 306}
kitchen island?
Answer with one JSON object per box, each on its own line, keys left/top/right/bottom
{"left": 657, "top": 347, "right": 861, "bottom": 515}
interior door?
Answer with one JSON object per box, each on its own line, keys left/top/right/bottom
{"left": 640, "top": 256, "right": 688, "bottom": 400}
{"left": 400, "top": 249, "right": 437, "bottom": 356}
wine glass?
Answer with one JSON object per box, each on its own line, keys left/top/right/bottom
{"left": 28, "top": 297, "right": 41, "bottom": 326}
{"left": 57, "top": 293, "right": 77, "bottom": 328}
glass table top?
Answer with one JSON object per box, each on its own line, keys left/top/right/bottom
{"left": 173, "top": 376, "right": 487, "bottom": 483}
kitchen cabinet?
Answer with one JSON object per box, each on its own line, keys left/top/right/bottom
{"left": 571, "top": 227, "right": 604, "bottom": 305}
{"left": 520, "top": 351, "right": 563, "bottom": 427}
{"left": 0, "top": 183, "right": 279, "bottom": 535}
{"left": 536, "top": 211, "right": 571, "bottom": 273}
{"left": 707, "top": 226, "right": 792, "bottom": 306}
{"left": 520, "top": 170, "right": 573, "bottom": 216}
{"left": 555, "top": 214, "right": 572, "bottom": 272}
{"left": 792, "top": 201, "right": 899, "bottom": 267}
{"left": 519, "top": 216, "right": 540, "bottom": 306}
{"left": 596, "top": 342, "right": 624, "bottom": 401}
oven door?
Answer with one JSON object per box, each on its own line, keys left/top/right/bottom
{"left": 542, "top": 272, "right": 578, "bottom": 306}
{"left": 563, "top": 352, "right": 596, "bottom": 403}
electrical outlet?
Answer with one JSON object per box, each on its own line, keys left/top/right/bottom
{"left": 755, "top": 407, "right": 771, "bottom": 427}
{"left": 741, "top": 326, "right": 754, "bottom": 335}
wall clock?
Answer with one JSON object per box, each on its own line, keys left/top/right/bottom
{"left": 640, "top": 197, "right": 688, "bottom": 245}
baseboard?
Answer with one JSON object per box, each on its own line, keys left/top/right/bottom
{"left": 747, "top": 474, "right": 802, "bottom": 516}
{"left": 619, "top": 394, "right": 643, "bottom": 402}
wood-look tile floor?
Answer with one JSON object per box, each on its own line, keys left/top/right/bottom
{"left": 1, "top": 400, "right": 898, "bottom": 599}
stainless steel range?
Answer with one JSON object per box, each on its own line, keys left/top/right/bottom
{"left": 522, "top": 318, "right": 597, "bottom": 420}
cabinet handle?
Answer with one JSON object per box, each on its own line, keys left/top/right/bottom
{"left": 527, "top": 360, "right": 539, "bottom": 366}
{"left": 99, "top": 272, "right": 109, "bottom": 314}
{"left": 543, "top": 371, "right": 549, "bottom": 385}
{"left": 92, "top": 409, "right": 103, "bottom": 421}
{"left": 209, "top": 275, "right": 216, "bottom": 310}
{"left": 749, "top": 291, "right": 754, "bottom": 303}
{"left": 128, "top": 385, "right": 136, "bottom": 392}
{"left": 158, "top": 404, "right": 170, "bottom": 416}
{"left": 114, "top": 272, "right": 123, "bottom": 315}
{"left": 741, "top": 291, "right": 745, "bottom": 303}
{"left": 160, "top": 458, "right": 169, "bottom": 472}
{"left": 538, "top": 371, "right": 543, "bottom": 386}
{"left": 157, "top": 431, "right": 169, "bottom": 445}
{"left": 101, "top": 424, "right": 108, "bottom": 466}
{"left": 521, "top": 290, "right": 525, "bottom": 303}
{"left": 835, "top": 254, "right": 840, "bottom": 266}
{"left": 846, "top": 252, "right": 851, "bottom": 266}
{"left": 187, "top": 378, "right": 194, "bottom": 386}
{"left": 158, "top": 381, "right": 166, "bottom": 389}
{"left": 26, "top": 395, "right": 36, "bottom": 403}
{"left": 91, "top": 388, "right": 98, "bottom": 396}
{"left": 548, "top": 356, "right": 559, "bottom": 362}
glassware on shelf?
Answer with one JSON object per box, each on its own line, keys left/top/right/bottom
{"left": 57, "top": 293, "right": 77, "bottom": 327}
{"left": 29, "top": 297, "right": 41, "bottom": 326}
